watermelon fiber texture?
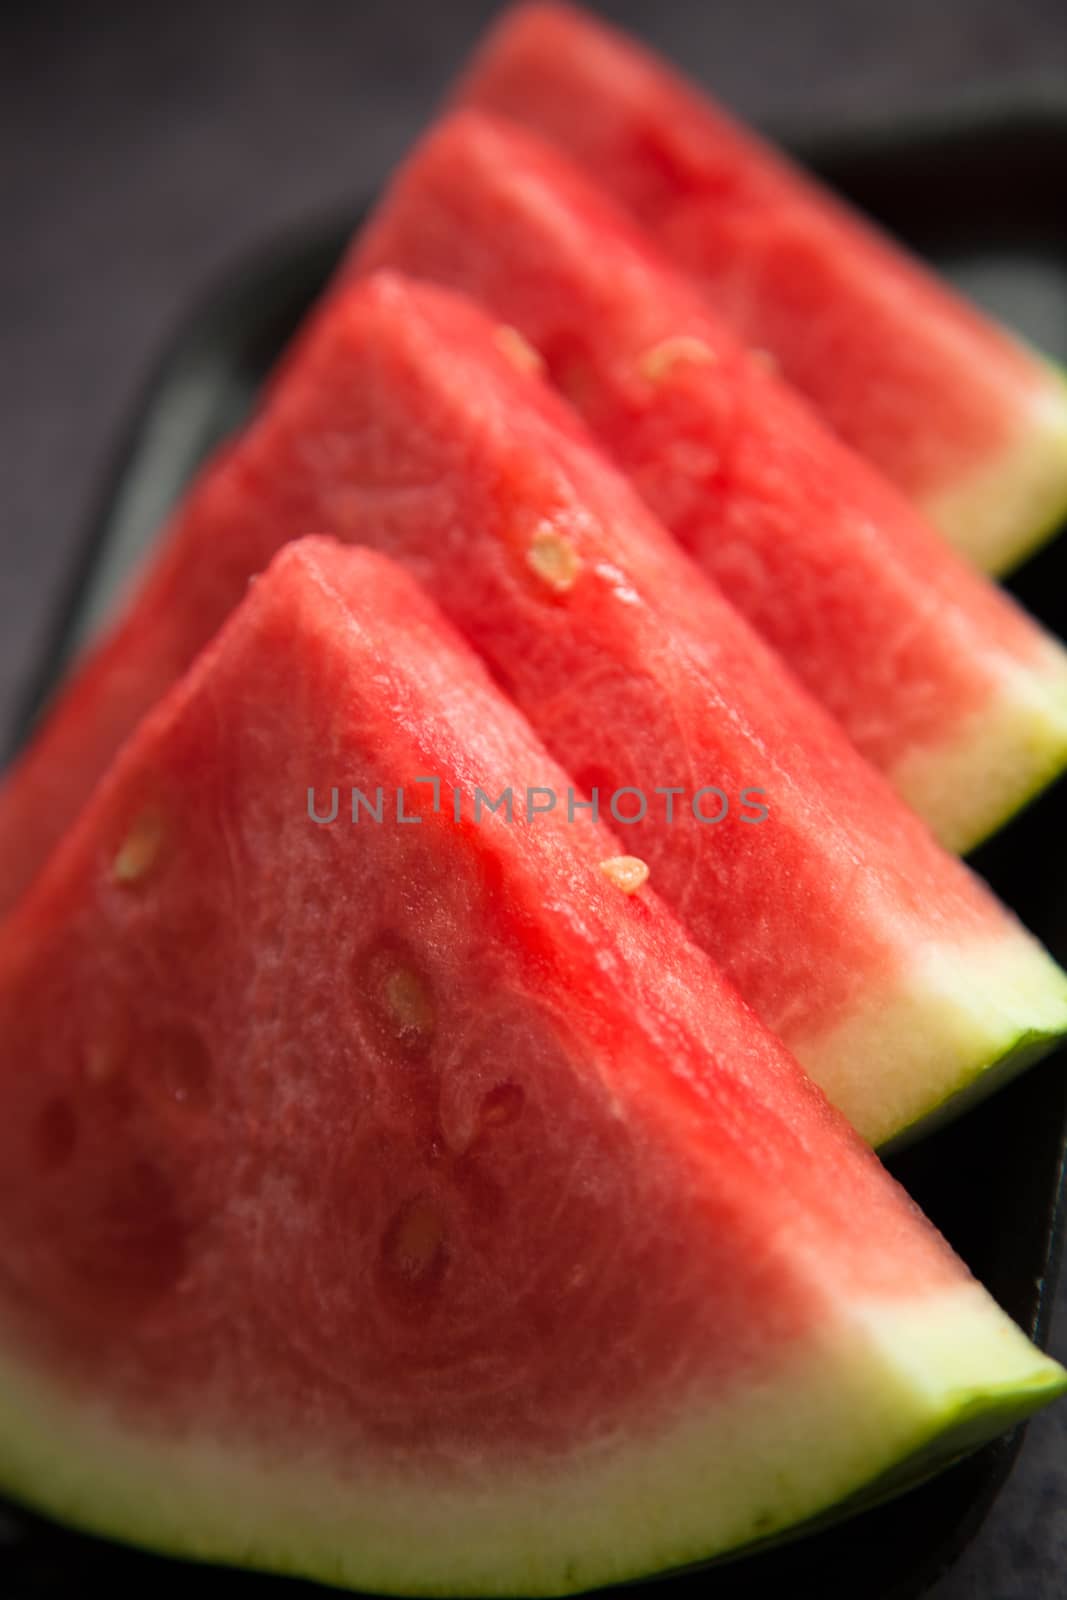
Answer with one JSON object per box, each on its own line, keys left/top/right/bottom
{"left": 457, "top": 1, "right": 1067, "bottom": 575}
{"left": 0, "top": 538, "right": 1063, "bottom": 1596}
{"left": 1, "top": 273, "right": 1065, "bottom": 1150}
{"left": 350, "top": 107, "right": 1067, "bottom": 856}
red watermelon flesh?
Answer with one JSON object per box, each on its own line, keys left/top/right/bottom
{"left": 350, "top": 108, "right": 1067, "bottom": 854}
{"left": 1, "top": 272, "right": 1064, "bottom": 1148}
{"left": 1, "top": 536, "right": 1062, "bottom": 1595}
{"left": 456, "top": 2, "right": 1067, "bottom": 575}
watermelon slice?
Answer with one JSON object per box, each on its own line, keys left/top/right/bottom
{"left": 1, "top": 271, "right": 1064, "bottom": 1148}
{"left": 456, "top": 1, "right": 1067, "bottom": 575}
{"left": 350, "top": 108, "right": 1067, "bottom": 853}
{"left": 2, "top": 535, "right": 1063, "bottom": 1594}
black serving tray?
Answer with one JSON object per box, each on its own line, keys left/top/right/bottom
{"left": 4, "top": 101, "right": 1067, "bottom": 1600}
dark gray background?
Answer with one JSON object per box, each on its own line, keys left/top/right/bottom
{"left": 3, "top": 2, "right": 1067, "bottom": 1595}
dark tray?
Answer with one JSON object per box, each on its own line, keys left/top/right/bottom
{"left": 4, "top": 101, "right": 1067, "bottom": 1600}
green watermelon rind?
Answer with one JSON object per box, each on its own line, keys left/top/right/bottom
{"left": 966, "top": 750, "right": 1067, "bottom": 860}
{"left": 1013, "top": 363, "right": 1067, "bottom": 567}
{"left": 996, "top": 362, "right": 1067, "bottom": 575}
{"left": 660, "top": 1367, "right": 1063, "bottom": 1583}
{"left": 887, "top": 634, "right": 1067, "bottom": 855}
{"left": 801, "top": 930, "right": 1067, "bottom": 1150}
{"left": 922, "top": 362, "right": 1067, "bottom": 578}
{"left": 961, "top": 728, "right": 1067, "bottom": 857}
{"left": 0, "top": 1286, "right": 1062, "bottom": 1595}
{"left": 880, "top": 1023, "right": 1065, "bottom": 1156}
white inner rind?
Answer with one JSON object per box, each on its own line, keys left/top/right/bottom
{"left": 922, "top": 371, "right": 1067, "bottom": 576}
{"left": 0, "top": 1283, "right": 1061, "bottom": 1596}
{"left": 889, "top": 635, "right": 1067, "bottom": 854}
{"left": 799, "top": 928, "right": 1067, "bottom": 1150}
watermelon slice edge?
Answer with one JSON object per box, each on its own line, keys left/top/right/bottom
{"left": 456, "top": 0, "right": 1067, "bottom": 576}
{"left": 0, "top": 538, "right": 1063, "bottom": 1596}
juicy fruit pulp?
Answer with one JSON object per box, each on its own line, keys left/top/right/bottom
{"left": 457, "top": 1, "right": 1067, "bottom": 573}
{"left": 1, "top": 272, "right": 1065, "bottom": 1148}
{"left": 350, "top": 108, "right": 1067, "bottom": 854}
{"left": 0, "top": 538, "right": 1062, "bottom": 1596}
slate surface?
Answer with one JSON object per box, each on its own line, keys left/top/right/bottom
{"left": 2, "top": 2, "right": 1066, "bottom": 1594}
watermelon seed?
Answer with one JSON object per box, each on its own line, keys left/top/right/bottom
{"left": 526, "top": 527, "right": 582, "bottom": 593}
{"left": 382, "top": 968, "right": 435, "bottom": 1045}
{"left": 84, "top": 1036, "right": 125, "bottom": 1086}
{"left": 84, "top": 1045, "right": 114, "bottom": 1084}
{"left": 479, "top": 1082, "right": 525, "bottom": 1131}
{"left": 381, "top": 1194, "right": 447, "bottom": 1291}
{"left": 598, "top": 855, "right": 650, "bottom": 895}
{"left": 33, "top": 1097, "right": 78, "bottom": 1172}
{"left": 639, "top": 336, "right": 717, "bottom": 382}
{"left": 112, "top": 808, "right": 164, "bottom": 884}
{"left": 493, "top": 324, "right": 545, "bottom": 377}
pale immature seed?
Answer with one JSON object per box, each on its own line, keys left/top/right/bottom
{"left": 494, "top": 324, "right": 546, "bottom": 377}
{"left": 750, "top": 347, "right": 780, "bottom": 375}
{"left": 383, "top": 1194, "right": 446, "bottom": 1284}
{"left": 639, "top": 336, "right": 717, "bottom": 382}
{"left": 84, "top": 1043, "right": 117, "bottom": 1085}
{"left": 526, "top": 527, "right": 582, "bottom": 593}
{"left": 598, "top": 856, "right": 650, "bottom": 895}
{"left": 383, "top": 967, "right": 435, "bottom": 1039}
{"left": 112, "top": 809, "right": 164, "bottom": 884}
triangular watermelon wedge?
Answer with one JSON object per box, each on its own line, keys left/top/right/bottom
{"left": 1, "top": 537, "right": 1062, "bottom": 1595}
{"left": 457, "top": 1, "right": 1067, "bottom": 575}
{"left": 1, "top": 272, "right": 1065, "bottom": 1148}
{"left": 350, "top": 108, "right": 1067, "bottom": 854}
